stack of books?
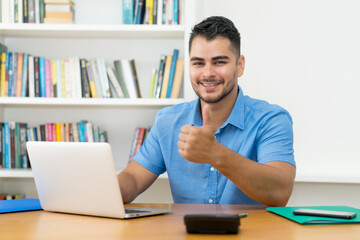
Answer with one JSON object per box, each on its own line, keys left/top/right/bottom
{"left": 44, "top": 0, "right": 74, "bottom": 24}
{"left": 128, "top": 127, "right": 150, "bottom": 163}
{"left": 150, "top": 48, "right": 184, "bottom": 98}
{"left": 0, "top": 120, "right": 108, "bottom": 170}
{"left": 123, "top": 0, "right": 182, "bottom": 25}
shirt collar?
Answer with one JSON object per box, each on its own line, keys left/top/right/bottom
{"left": 190, "top": 86, "right": 245, "bottom": 130}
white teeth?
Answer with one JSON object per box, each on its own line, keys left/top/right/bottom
{"left": 203, "top": 83, "right": 217, "bottom": 87}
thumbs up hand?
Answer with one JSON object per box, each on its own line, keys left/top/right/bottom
{"left": 178, "top": 104, "right": 218, "bottom": 164}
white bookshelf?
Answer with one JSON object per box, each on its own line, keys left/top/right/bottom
{"left": 0, "top": 0, "right": 197, "bottom": 197}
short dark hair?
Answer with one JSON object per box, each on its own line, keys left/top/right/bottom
{"left": 189, "top": 16, "right": 241, "bottom": 58}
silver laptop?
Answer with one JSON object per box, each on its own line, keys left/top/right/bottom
{"left": 26, "top": 141, "right": 172, "bottom": 219}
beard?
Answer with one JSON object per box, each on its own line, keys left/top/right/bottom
{"left": 193, "top": 78, "right": 237, "bottom": 104}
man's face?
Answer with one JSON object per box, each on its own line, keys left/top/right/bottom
{"left": 189, "top": 36, "right": 244, "bottom": 104}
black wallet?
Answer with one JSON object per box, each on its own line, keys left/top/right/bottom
{"left": 184, "top": 214, "right": 240, "bottom": 234}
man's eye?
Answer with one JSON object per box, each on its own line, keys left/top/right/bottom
{"left": 215, "top": 61, "right": 226, "bottom": 65}
{"left": 193, "top": 62, "right": 204, "bottom": 66}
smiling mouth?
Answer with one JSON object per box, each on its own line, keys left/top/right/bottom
{"left": 202, "top": 82, "right": 219, "bottom": 87}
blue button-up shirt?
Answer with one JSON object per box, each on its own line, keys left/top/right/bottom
{"left": 134, "top": 87, "right": 295, "bottom": 205}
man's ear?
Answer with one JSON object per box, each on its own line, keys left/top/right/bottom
{"left": 237, "top": 55, "right": 245, "bottom": 77}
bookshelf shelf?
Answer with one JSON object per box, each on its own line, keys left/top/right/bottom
{"left": 0, "top": 24, "right": 185, "bottom": 39}
{"left": 0, "top": 169, "right": 33, "bottom": 178}
{"left": 0, "top": 169, "right": 169, "bottom": 179}
{"left": 0, "top": 97, "right": 186, "bottom": 107}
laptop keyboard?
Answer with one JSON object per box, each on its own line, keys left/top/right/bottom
{"left": 125, "top": 208, "right": 151, "bottom": 214}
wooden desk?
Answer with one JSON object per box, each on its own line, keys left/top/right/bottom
{"left": 1, "top": 203, "right": 359, "bottom": 240}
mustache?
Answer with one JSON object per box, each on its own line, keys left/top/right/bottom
{"left": 196, "top": 78, "right": 225, "bottom": 84}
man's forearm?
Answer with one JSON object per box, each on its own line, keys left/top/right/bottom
{"left": 117, "top": 171, "right": 138, "bottom": 203}
{"left": 211, "top": 144, "right": 296, "bottom": 206}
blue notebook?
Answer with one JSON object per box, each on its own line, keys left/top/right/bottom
{"left": 0, "top": 198, "right": 42, "bottom": 213}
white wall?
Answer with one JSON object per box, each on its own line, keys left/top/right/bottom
{"left": 199, "top": 0, "right": 360, "bottom": 183}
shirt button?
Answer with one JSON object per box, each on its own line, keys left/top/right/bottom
{"left": 210, "top": 167, "right": 215, "bottom": 172}
{"left": 208, "top": 199, "right": 213, "bottom": 204}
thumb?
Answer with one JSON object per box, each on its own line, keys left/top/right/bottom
{"left": 202, "top": 104, "right": 213, "bottom": 130}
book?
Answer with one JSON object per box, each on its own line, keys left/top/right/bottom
{"left": 64, "top": 59, "right": 71, "bottom": 97}
{"left": 170, "top": 59, "right": 184, "bottom": 98}
{"left": 72, "top": 57, "right": 82, "bottom": 98}
{"left": 90, "top": 59, "right": 103, "bottom": 98}
{"left": 50, "top": 60, "right": 57, "bottom": 97}
{"left": 134, "top": 127, "right": 145, "bottom": 157}
{"left": 80, "top": 58, "right": 90, "bottom": 98}
{"left": 44, "top": 58, "right": 51, "bottom": 97}
{"left": 7, "top": 52, "right": 14, "bottom": 97}
{"left": 130, "top": 59, "right": 142, "bottom": 98}
{"left": 60, "top": 60, "right": 66, "bottom": 97}
{"left": 34, "top": 56, "right": 41, "bottom": 97}
{"left": 166, "top": 48, "right": 179, "bottom": 98}
{"left": 4, "top": 52, "right": 10, "bottom": 97}
{"left": 28, "top": 0, "right": 36, "bottom": 23}
{"left": 1, "top": 0, "right": 11, "bottom": 23}
{"left": 23, "top": 0, "right": 29, "bottom": 23}
{"left": 43, "top": 17, "right": 72, "bottom": 24}
{"left": 154, "top": 55, "right": 165, "bottom": 98}
{"left": 160, "top": 54, "right": 172, "bottom": 98}
{"left": 77, "top": 120, "right": 86, "bottom": 142}
{"left": 128, "top": 127, "right": 140, "bottom": 163}
{"left": 122, "top": 0, "right": 134, "bottom": 24}
{"left": 15, "top": 52, "right": 23, "bottom": 97}
{"left": 85, "top": 122, "right": 94, "bottom": 142}
{"left": 85, "top": 61, "right": 97, "bottom": 98}
{"left": 0, "top": 198, "right": 42, "bottom": 213}
{"left": 149, "top": 68, "right": 157, "bottom": 97}
{"left": 28, "top": 55, "right": 35, "bottom": 97}
{"left": 45, "top": 3, "right": 74, "bottom": 12}
{"left": 0, "top": 52, "right": 7, "bottom": 96}
{"left": 45, "top": 11, "right": 72, "bottom": 18}
{"left": 0, "top": 122, "right": 3, "bottom": 168}
{"left": 120, "top": 59, "right": 140, "bottom": 98}
{"left": 3, "top": 122, "right": 10, "bottom": 169}
{"left": 113, "top": 60, "right": 129, "bottom": 98}
{"left": 39, "top": 56, "right": 46, "bottom": 97}
{"left": 134, "top": 0, "right": 145, "bottom": 24}
{"left": 106, "top": 66, "right": 124, "bottom": 98}
{"left": 55, "top": 60, "right": 62, "bottom": 98}
{"left": 96, "top": 58, "right": 110, "bottom": 98}
{"left": 267, "top": 206, "right": 360, "bottom": 225}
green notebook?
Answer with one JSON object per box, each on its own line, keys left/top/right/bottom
{"left": 266, "top": 206, "right": 360, "bottom": 225}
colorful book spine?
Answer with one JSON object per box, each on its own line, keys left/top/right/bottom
{"left": 28, "top": 55, "right": 35, "bottom": 97}
{"left": 56, "top": 60, "right": 62, "bottom": 98}
{"left": 0, "top": 52, "right": 7, "bottom": 96}
{"left": 160, "top": 54, "right": 172, "bottom": 98}
{"left": 39, "top": 57, "right": 46, "bottom": 97}
{"left": 16, "top": 52, "right": 23, "bottom": 97}
{"left": 166, "top": 49, "right": 179, "bottom": 98}
{"left": 21, "top": 53, "right": 28, "bottom": 97}
{"left": 85, "top": 61, "right": 97, "bottom": 98}
{"left": 34, "top": 56, "right": 40, "bottom": 97}
{"left": 77, "top": 120, "right": 86, "bottom": 142}
{"left": 51, "top": 60, "right": 57, "bottom": 97}
{"left": 7, "top": 52, "right": 14, "bottom": 97}
{"left": 4, "top": 52, "right": 10, "bottom": 97}
{"left": 122, "top": 0, "right": 134, "bottom": 24}
{"left": 45, "top": 59, "right": 51, "bottom": 97}
{"left": 3, "top": 122, "right": 10, "bottom": 169}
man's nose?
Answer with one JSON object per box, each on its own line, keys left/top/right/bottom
{"left": 202, "top": 64, "right": 216, "bottom": 79}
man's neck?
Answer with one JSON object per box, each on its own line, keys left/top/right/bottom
{"left": 201, "top": 87, "right": 238, "bottom": 131}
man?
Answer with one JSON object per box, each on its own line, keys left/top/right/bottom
{"left": 118, "top": 16, "right": 296, "bottom": 207}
